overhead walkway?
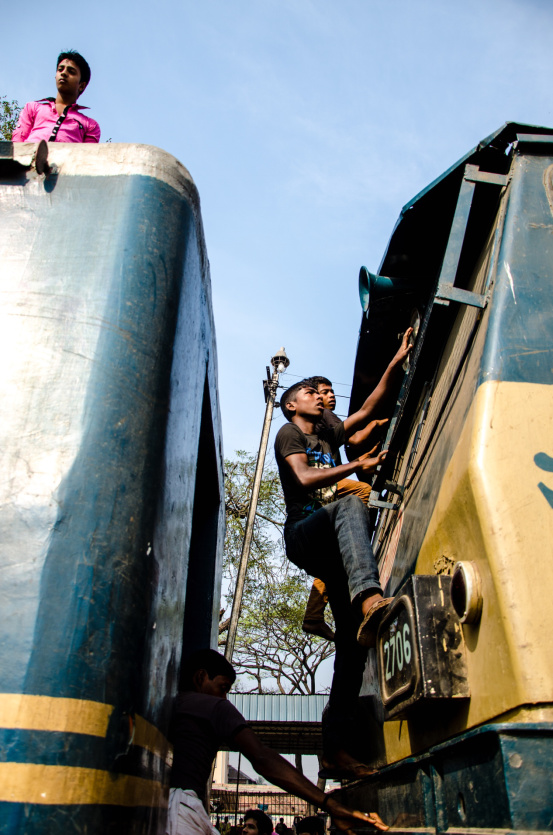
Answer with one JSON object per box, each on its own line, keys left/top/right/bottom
{"left": 228, "top": 694, "right": 328, "bottom": 755}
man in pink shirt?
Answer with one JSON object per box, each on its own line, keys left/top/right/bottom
{"left": 12, "top": 51, "right": 100, "bottom": 143}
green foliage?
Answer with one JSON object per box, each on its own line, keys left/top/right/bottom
{"left": 1, "top": 96, "right": 21, "bottom": 140}
{"left": 224, "top": 450, "right": 286, "bottom": 588}
{"left": 221, "top": 451, "right": 334, "bottom": 694}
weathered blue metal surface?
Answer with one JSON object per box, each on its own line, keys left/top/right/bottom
{"left": 381, "top": 140, "right": 553, "bottom": 596}
{"left": 0, "top": 144, "right": 225, "bottom": 833}
{"left": 349, "top": 123, "right": 553, "bottom": 597}
{"left": 346, "top": 124, "right": 553, "bottom": 828}
{"left": 481, "top": 152, "right": 553, "bottom": 386}
{"left": 352, "top": 123, "right": 553, "bottom": 415}
{"left": 335, "top": 723, "right": 553, "bottom": 832}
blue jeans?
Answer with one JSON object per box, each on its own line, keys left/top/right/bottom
{"left": 284, "top": 494, "right": 382, "bottom": 757}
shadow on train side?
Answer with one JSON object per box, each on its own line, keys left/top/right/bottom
{"left": 0, "top": 142, "right": 225, "bottom": 834}
{"left": 334, "top": 122, "right": 553, "bottom": 832}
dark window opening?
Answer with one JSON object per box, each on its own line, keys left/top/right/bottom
{"left": 180, "top": 372, "right": 221, "bottom": 668}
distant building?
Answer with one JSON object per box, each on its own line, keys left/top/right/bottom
{"left": 227, "top": 764, "right": 257, "bottom": 785}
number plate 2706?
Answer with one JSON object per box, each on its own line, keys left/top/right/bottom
{"left": 377, "top": 596, "right": 419, "bottom": 706}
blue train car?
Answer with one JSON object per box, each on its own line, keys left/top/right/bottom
{"left": 336, "top": 123, "right": 553, "bottom": 831}
{"left": 0, "top": 141, "right": 225, "bottom": 833}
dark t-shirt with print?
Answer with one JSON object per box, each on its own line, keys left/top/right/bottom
{"left": 274, "top": 420, "right": 346, "bottom": 523}
{"left": 315, "top": 408, "right": 343, "bottom": 464}
{"left": 169, "top": 692, "right": 248, "bottom": 797}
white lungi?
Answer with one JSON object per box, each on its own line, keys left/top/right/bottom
{"left": 166, "top": 788, "right": 219, "bottom": 835}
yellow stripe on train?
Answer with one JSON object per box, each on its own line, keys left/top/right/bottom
{"left": 0, "top": 694, "right": 171, "bottom": 762}
{"left": 0, "top": 694, "right": 113, "bottom": 737}
{"left": 0, "top": 763, "right": 167, "bottom": 806}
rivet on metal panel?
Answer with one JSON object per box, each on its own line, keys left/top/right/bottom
{"left": 509, "top": 752, "right": 523, "bottom": 769}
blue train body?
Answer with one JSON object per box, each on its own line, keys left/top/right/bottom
{"left": 0, "top": 142, "right": 224, "bottom": 833}
{"left": 337, "top": 123, "right": 553, "bottom": 831}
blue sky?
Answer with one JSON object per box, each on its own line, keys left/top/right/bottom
{"left": 3, "top": 0, "right": 553, "bottom": 785}
{"left": 3, "top": 0, "right": 553, "bottom": 459}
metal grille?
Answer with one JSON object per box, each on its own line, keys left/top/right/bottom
{"left": 210, "top": 788, "right": 314, "bottom": 829}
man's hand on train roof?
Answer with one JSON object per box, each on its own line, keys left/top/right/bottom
{"left": 392, "top": 326, "right": 414, "bottom": 367}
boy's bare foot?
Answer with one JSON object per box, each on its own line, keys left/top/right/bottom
{"left": 360, "top": 591, "right": 384, "bottom": 618}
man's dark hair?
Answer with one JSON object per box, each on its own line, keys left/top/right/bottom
{"left": 295, "top": 816, "right": 324, "bottom": 835}
{"left": 179, "top": 648, "right": 236, "bottom": 691}
{"left": 244, "top": 809, "right": 273, "bottom": 835}
{"left": 57, "top": 51, "right": 92, "bottom": 87}
{"left": 304, "top": 376, "right": 332, "bottom": 389}
{"left": 280, "top": 381, "right": 314, "bottom": 421}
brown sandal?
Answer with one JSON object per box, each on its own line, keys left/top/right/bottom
{"left": 357, "top": 597, "right": 394, "bottom": 647}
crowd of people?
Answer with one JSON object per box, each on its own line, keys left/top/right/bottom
{"left": 12, "top": 50, "right": 413, "bottom": 834}
{"left": 214, "top": 812, "right": 328, "bottom": 835}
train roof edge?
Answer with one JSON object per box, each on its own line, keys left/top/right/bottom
{"left": 378, "top": 121, "right": 553, "bottom": 273}
{"left": 10, "top": 140, "right": 199, "bottom": 203}
{"left": 350, "top": 120, "right": 553, "bottom": 417}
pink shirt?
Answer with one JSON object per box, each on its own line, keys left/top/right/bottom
{"left": 12, "top": 98, "right": 101, "bottom": 143}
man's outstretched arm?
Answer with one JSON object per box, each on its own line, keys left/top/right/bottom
{"left": 343, "top": 328, "right": 413, "bottom": 439}
{"left": 233, "top": 727, "right": 389, "bottom": 833}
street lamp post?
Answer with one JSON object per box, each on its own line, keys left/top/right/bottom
{"left": 224, "top": 348, "right": 290, "bottom": 662}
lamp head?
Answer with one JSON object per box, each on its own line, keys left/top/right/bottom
{"left": 271, "top": 347, "right": 290, "bottom": 374}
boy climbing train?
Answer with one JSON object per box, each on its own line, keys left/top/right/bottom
{"left": 167, "top": 649, "right": 388, "bottom": 835}
{"left": 274, "top": 329, "right": 412, "bottom": 779}
{"left": 301, "top": 375, "right": 388, "bottom": 642}
{"left": 12, "top": 51, "right": 100, "bottom": 143}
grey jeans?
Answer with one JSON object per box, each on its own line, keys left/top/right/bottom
{"left": 284, "top": 494, "right": 382, "bottom": 756}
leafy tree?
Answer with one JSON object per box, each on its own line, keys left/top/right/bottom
{"left": 221, "top": 451, "right": 334, "bottom": 694}
{"left": 234, "top": 573, "right": 335, "bottom": 694}
{"left": 1, "top": 96, "right": 21, "bottom": 140}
